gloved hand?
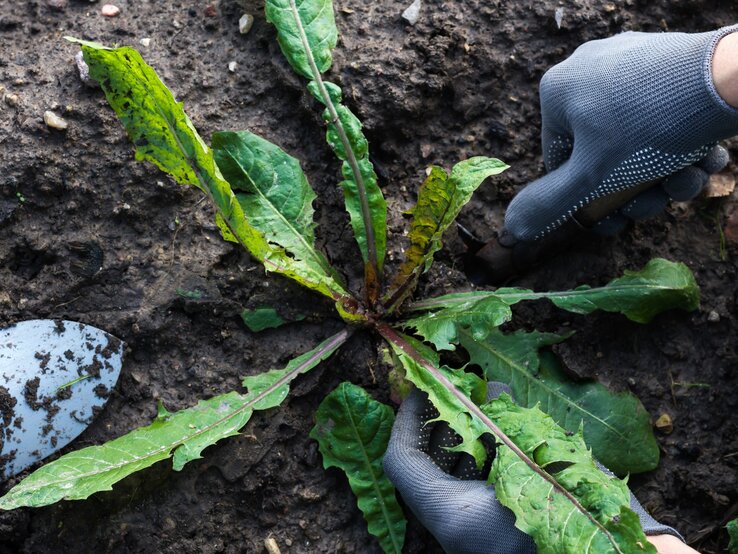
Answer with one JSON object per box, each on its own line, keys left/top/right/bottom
{"left": 505, "top": 25, "right": 738, "bottom": 240}
{"left": 384, "top": 383, "right": 680, "bottom": 554}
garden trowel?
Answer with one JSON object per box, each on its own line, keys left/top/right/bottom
{"left": 462, "top": 180, "right": 656, "bottom": 284}
{"left": 0, "top": 320, "right": 124, "bottom": 480}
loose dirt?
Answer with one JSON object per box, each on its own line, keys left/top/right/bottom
{"left": 1, "top": 0, "right": 737, "bottom": 552}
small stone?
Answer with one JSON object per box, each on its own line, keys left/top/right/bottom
{"left": 74, "top": 51, "right": 94, "bottom": 86}
{"left": 554, "top": 7, "right": 565, "bottom": 28}
{"left": 603, "top": 2, "right": 616, "bottom": 11}
{"left": 204, "top": 3, "right": 217, "bottom": 17}
{"left": 420, "top": 143, "right": 432, "bottom": 158}
{"left": 47, "top": 0, "right": 68, "bottom": 11}
{"left": 101, "top": 4, "right": 120, "bottom": 16}
{"left": 140, "top": 37, "right": 151, "bottom": 47}
{"left": 4, "top": 93, "right": 19, "bottom": 107}
{"left": 264, "top": 537, "right": 281, "bottom": 554}
{"left": 654, "top": 413, "right": 673, "bottom": 434}
{"left": 44, "top": 110, "right": 68, "bottom": 130}
{"left": 239, "top": 13, "right": 254, "bottom": 34}
{"left": 402, "top": 0, "right": 421, "bottom": 25}
{"left": 707, "top": 310, "right": 720, "bottom": 322}
{"left": 228, "top": 61, "right": 237, "bottom": 72}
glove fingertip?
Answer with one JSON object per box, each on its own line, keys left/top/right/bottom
{"left": 696, "top": 144, "right": 730, "bottom": 174}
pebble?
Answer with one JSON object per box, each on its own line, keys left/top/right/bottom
{"left": 74, "top": 51, "right": 93, "bottom": 86}
{"left": 44, "top": 110, "right": 68, "bottom": 130}
{"left": 47, "top": 0, "right": 68, "bottom": 11}
{"left": 554, "top": 7, "right": 565, "bottom": 28}
{"left": 140, "top": 37, "right": 151, "bottom": 47}
{"left": 402, "top": 0, "right": 421, "bottom": 25}
{"left": 4, "top": 93, "right": 19, "bottom": 107}
{"left": 239, "top": 13, "right": 254, "bottom": 34}
{"left": 228, "top": 61, "right": 237, "bottom": 72}
{"left": 101, "top": 4, "right": 120, "bottom": 17}
{"left": 654, "top": 413, "right": 673, "bottom": 434}
{"left": 707, "top": 310, "right": 720, "bottom": 322}
{"left": 264, "top": 538, "right": 281, "bottom": 554}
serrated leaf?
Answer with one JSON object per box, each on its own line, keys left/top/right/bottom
{"left": 241, "top": 330, "right": 349, "bottom": 410}
{"left": 485, "top": 394, "right": 657, "bottom": 554}
{"left": 310, "top": 382, "right": 406, "bottom": 553}
{"left": 68, "top": 39, "right": 354, "bottom": 309}
{"left": 460, "top": 328, "right": 660, "bottom": 475}
{"left": 379, "top": 325, "right": 653, "bottom": 552}
{"left": 385, "top": 157, "right": 508, "bottom": 311}
{"left": 387, "top": 334, "right": 489, "bottom": 467}
{"left": 213, "top": 130, "right": 344, "bottom": 285}
{"left": 0, "top": 330, "right": 349, "bottom": 509}
{"left": 403, "top": 295, "right": 513, "bottom": 351}
{"left": 410, "top": 259, "right": 699, "bottom": 324}
{"left": 265, "top": 0, "right": 337, "bottom": 79}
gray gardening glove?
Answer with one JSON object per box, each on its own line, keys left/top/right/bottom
{"left": 384, "top": 383, "right": 681, "bottom": 554}
{"left": 505, "top": 25, "right": 738, "bottom": 240}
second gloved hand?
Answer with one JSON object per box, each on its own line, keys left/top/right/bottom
{"left": 505, "top": 25, "right": 738, "bottom": 240}
{"left": 384, "top": 383, "right": 681, "bottom": 554}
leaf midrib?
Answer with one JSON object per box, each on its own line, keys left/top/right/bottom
{"left": 5, "top": 330, "right": 349, "bottom": 495}
{"left": 340, "top": 387, "right": 403, "bottom": 553}
{"left": 221, "top": 144, "right": 333, "bottom": 276}
{"left": 458, "top": 328, "right": 625, "bottom": 441}
{"left": 410, "top": 282, "right": 682, "bottom": 311}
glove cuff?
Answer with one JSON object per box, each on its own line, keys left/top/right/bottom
{"left": 640, "top": 514, "right": 684, "bottom": 542}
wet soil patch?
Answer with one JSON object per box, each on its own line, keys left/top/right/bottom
{"left": 0, "top": 0, "right": 737, "bottom": 552}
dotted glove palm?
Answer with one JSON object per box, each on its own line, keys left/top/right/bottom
{"left": 505, "top": 25, "right": 738, "bottom": 240}
{"left": 384, "top": 384, "right": 680, "bottom": 554}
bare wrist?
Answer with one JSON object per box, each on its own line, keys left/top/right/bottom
{"left": 713, "top": 31, "right": 738, "bottom": 108}
{"left": 646, "top": 534, "right": 700, "bottom": 554}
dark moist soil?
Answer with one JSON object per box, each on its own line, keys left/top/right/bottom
{"left": 1, "top": 0, "right": 737, "bottom": 552}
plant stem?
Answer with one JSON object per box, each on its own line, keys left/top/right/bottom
{"left": 376, "top": 323, "right": 626, "bottom": 553}
{"left": 287, "top": 0, "right": 381, "bottom": 298}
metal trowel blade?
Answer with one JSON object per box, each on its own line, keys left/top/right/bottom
{"left": 0, "top": 320, "right": 124, "bottom": 480}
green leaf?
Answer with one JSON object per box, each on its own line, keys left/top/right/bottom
{"left": 728, "top": 518, "right": 738, "bottom": 554}
{"left": 213, "top": 130, "right": 344, "bottom": 285}
{"left": 67, "top": 38, "right": 354, "bottom": 309}
{"left": 241, "top": 307, "right": 300, "bottom": 332}
{"left": 402, "top": 295, "right": 513, "bottom": 351}
{"left": 485, "top": 394, "right": 657, "bottom": 554}
{"left": 309, "top": 80, "right": 387, "bottom": 296}
{"left": 384, "top": 158, "right": 508, "bottom": 311}
{"left": 379, "top": 326, "right": 653, "bottom": 552}
{"left": 460, "top": 328, "right": 660, "bottom": 475}
{"left": 0, "top": 330, "right": 349, "bottom": 509}
{"left": 241, "top": 330, "right": 350, "bottom": 410}
{"left": 386, "top": 333, "right": 489, "bottom": 467}
{"left": 544, "top": 258, "right": 699, "bottom": 323}
{"left": 410, "top": 259, "right": 699, "bottom": 324}
{"left": 310, "top": 382, "right": 406, "bottom": 553}
{"left": 264, "top": 0, "right": 386, "bottom": 299}
{"left": 265, "top": 0, "right": 337, "bottom": 79}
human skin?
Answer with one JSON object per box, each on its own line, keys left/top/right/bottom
{"left": 648, "top": 533, "right": 700, "bottom": 554}
{"left": 713, "top": 31, "right": 738, "bottom": 107}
